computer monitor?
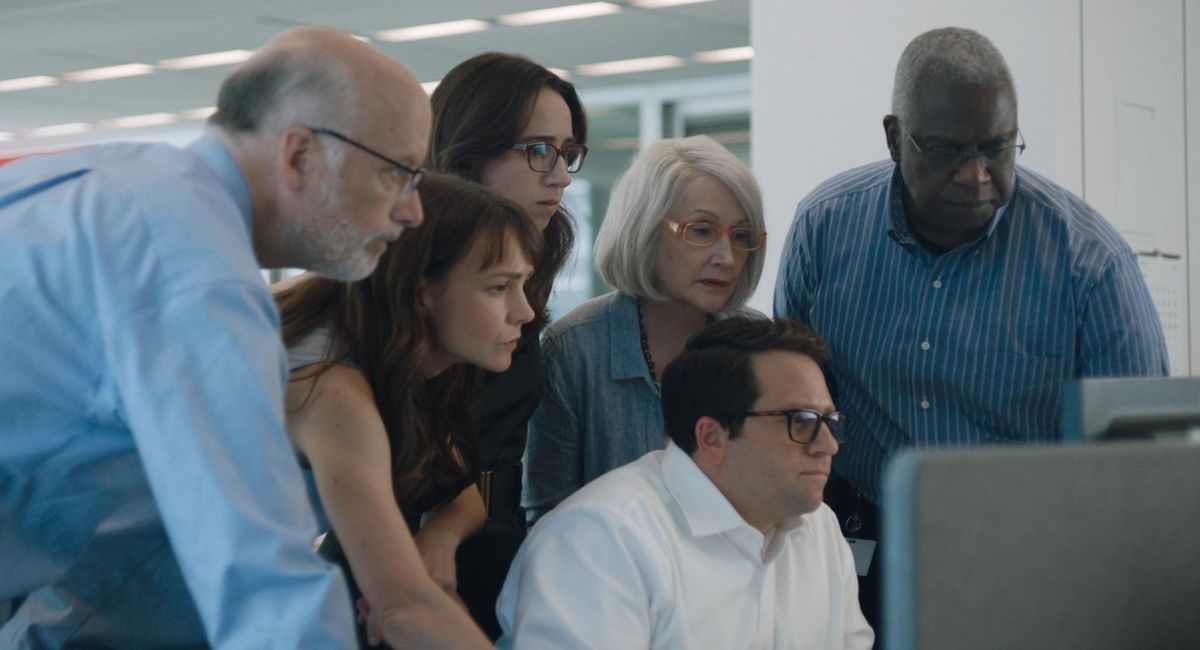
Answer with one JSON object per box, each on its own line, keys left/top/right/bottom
{"left": 1060, "top": 376, "right": 1200, "bottom": 441}
{"left": 882, "top": 442, "right": 1200, "bottom": 650}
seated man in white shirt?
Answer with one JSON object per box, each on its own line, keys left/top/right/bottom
{"left": 497, "top": 316, "right": 874, "bottom": 649}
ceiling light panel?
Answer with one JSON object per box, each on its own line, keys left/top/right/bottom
{"left": 159, "top": 50, "right": 254, "bottom": 70}
{"left": 376, "top": 19, "right": 490, "bottom": 42}
{"left": 24, "top": 122, "right": 92, "bottom": 138}
{"left": 99, "top": 113, "right": 178, "bottom": 129}
{"left": 179, "top": 107, "right": 217, "bottom": 120}
{"left": 0, "top": 75, "right": 58, "bottom": 93}
{"left": 60, "top": 63, "right": 155, "bottom": 82}
{"left": 497, "top": 2, "right": 620, "bottom": 27}
{"left": 693, "top": 46, "right": 753, "bottom": 63}
{"left": 631, "top": 0, "right": 718, "bottom": 7}
{"left": 575, "top": 55, "right": 685, "bottom": 76}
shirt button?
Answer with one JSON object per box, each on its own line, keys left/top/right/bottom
{"left": 920, "top": 340, "right": 931, "bottom": 351}
{"left": 932, "top": 279, "right": 943, "bottom": 289}
{"left": 920, "top": 399, "right": 930, "bottom": 410}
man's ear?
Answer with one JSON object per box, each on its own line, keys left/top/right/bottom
{"left": 280, "top": 125, "right": 316, "bottom": 191}
{"left": 693, "top": 415, "right": 730, "bottom": 466}
{"left": 883, "top": 114, "right": 902, "bottom": 163}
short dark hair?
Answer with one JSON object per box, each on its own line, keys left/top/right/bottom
{"left": 661, "top": 317, "right": 830, "bottom": 454}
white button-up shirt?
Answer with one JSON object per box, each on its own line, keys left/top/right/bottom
{"left": 497, "top": 442, "right": 874, "bottom": 649}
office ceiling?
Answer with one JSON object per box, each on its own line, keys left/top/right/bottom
{"left": 0, "top": 0, "right": 749, "bottom": 153}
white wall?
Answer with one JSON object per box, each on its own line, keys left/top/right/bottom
{"left": 1082, "top": 1, "right": 1190, "bottom": 374}
{"left": 750, "top": 0, "right": 1198, "bottom": 376}
{"left": 1188, "top": 3, "right": 1200, "bottom": 373}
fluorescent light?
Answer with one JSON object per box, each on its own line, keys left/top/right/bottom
{"left": 420, "top": 80, "right": 440, "bottom": 94}
{"left": 376, "top": 19, "right": 490, "bottom": 42}
{"left": 179, "top": 106, "right": 217, "bottom": 120}
{"left": 599, "top": 136, "right": 640, "bottom": 150}
{"left": 24, "top": 122, "right": 92, "bottom": 138}
{"left": 704, "top": 129, "right": 750, "bottom": 145}
{"left": 0, "top": 75, "right": 59, "bottom": 92}
{"left": 351, "top": 34, "right": 372, "bottom": 43}
{"left": 631, "top": 0, "right": 717, "bottom": 7}
{"left": 497, "top": 2, "right": 620, "bottom": 26}
{"left": 99, "top": 112, "right": 178, "bottom": 129}
{"left": 0, "top": 132, "right": 14, "bottom": 142}
{"left": 576, "top": 55, "right": 684, "bottom": 76}
{"left": 693, "top": 46, "right": 753, "bottom": 63}
{"left": 159, "top": 49, "right": 254, "bottom": 70}
{"left": 61, "top": 63, "right": 155, "bottom": 82}
{"left": 547, "top": 67, "right": 571, "bottom": 80}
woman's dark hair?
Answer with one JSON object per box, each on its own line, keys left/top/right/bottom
{"left": 428, "top": 52, "right": 587, "bottom": 329}
{"left": 661, "top": 317, "right": 831, "bottom": 454}
{"left": 275, "top": 173, "right": 543, "bottom": 510}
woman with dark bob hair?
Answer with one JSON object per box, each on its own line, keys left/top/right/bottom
{"left": 274, "top": 173, "right": 540, "bottom": 649}
{"left": 427, "top": 51, "right": 588, "bottom": 637}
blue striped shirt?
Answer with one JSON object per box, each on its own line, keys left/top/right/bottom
{"left": 774, "top": 160, "right": 1168, "bottom": 503}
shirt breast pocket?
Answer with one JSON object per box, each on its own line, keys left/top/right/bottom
{"left": 963, "top": 348, "right": 1072, "bottom": 442}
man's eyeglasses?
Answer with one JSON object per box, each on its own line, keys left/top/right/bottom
{"left": 308, "top": 126, "right": 425, "bottom": 196}
{"left": 904, "top": 129, "right": 1026, "bottom": 172}
{"left": 510, "top": 141, "right": 588, "bottom": 173}
{"left": 662, "top": 219, "right": 766, "bottom": 252}
{"left": 718, "top": 408, "right": 848, "bottom": 444}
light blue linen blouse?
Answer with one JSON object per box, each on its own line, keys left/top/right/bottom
{"left": 525, "top": 291, "right": 758, "bottom": 523}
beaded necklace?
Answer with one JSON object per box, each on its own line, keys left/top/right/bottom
{"left": 636, "top": 298, "right": 714, "bottom": 385}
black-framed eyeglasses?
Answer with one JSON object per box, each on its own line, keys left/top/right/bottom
{"left": 510, "top": 141, "right": 588, "bottom": 173}
{"left": 662, "top": 219, "right": 766, "bottom": 252}
{"left": 719, "top": 408, "right": 848, "bottom": 444}
{"left": 904, "top": 129, "right": 1026, "bottom": 172}
{"left": 308, "top": 126, "right": 425, "bottom": 196}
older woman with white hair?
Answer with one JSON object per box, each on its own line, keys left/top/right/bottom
{"left": 523, "top": 135, "right": 766, "bottom": 522}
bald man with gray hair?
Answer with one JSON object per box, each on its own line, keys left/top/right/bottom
{"left": 775, "top": 26, "right": 1166, "bottom": 632}
{"left": 0, "top": 26, "right": 471, "bottom": 648}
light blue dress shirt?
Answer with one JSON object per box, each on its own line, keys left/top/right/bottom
{"left": 525, "top": 291, "right": 758, "bottom": 523}
{"left": 0, "top": 136, "right": 355, "bottom": 647}
{"left": 774, "top": 161, "right": 1169, "bottom": 504}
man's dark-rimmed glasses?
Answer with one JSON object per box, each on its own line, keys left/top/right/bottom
{"left": 717, "top": 408, "right": 848, "bottom": 444}
{"left": 904, "top": 129, "right": 1026, "bottom": 172}
{"left": 308, "top": 126, "right": 425, "bottom": 196}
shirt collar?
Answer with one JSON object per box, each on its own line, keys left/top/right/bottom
{"left": 610, "top": 292, "right": 654, "bottom": 382}
{"left": 885, "top": 163, "right": 1016, "bottom": 248}
{"left": 661, "top": 442, "right": 748, "bottom": 537}
{"left": 187, "top": 133, "right": 254, "bottom": 239}
{"left": 660, "top": 442, "right": 810, "bottom": 562}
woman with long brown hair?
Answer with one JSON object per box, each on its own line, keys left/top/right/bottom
{"left": 274, "top": 173, "right": 540, "bottom": 649}
{"left": 427, "top": 52, "right": 588, "bottom": 637}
